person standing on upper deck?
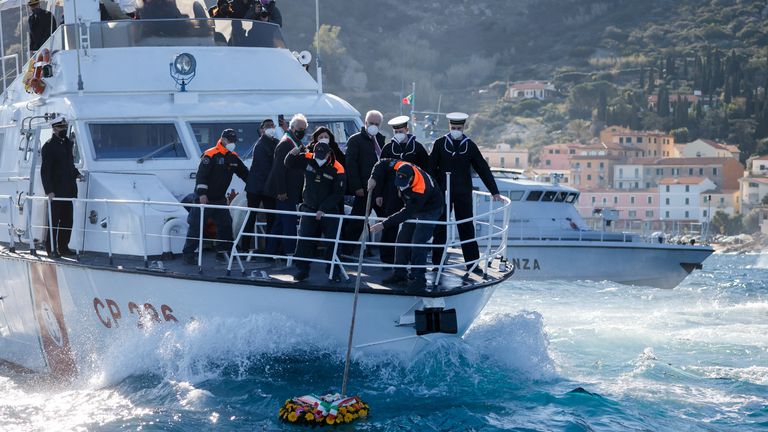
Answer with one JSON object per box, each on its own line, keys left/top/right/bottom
{"left": 375, "top": 115, "right": 429, "bottom": 265}
{"left": 429, "top": 112, "right": 502, "bottom": 273}
{"left": 41, "top": 117, "right": 80, "bottom": 257}
{"left": 183, "top": 129, "right": 248, "bottom": 264}
{"left": 341, "top": 110, "right": 386, "bottom": 255}
{"left": 28, "top": 0, "right": 57, "bottom": 54}
{"left": 242, "top": 119, "right": 279, "bottom": 252}
{"left": 264, "top": 114, "right": 308, "bottom": 257}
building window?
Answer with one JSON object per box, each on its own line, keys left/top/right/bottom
{"left": 548, "top": 149, "right": 554, "bottom": 154}
{"left": 619, "top": 168, "right": 624, "bottom": 178}
{"left": 626, "top": 137, "right": 632, "bottom": 144}
{"left": 665, "top": 198, "right": 670, "bottom": 205}
{"left": 637, "top": 137, "right": 643, "bottom": 144}
{"left": 500, "top": 157, "right": 505, "bottom": 167}
{"left": 672, "top": 168, "right": 679, "bottom": 175}
{"left": 665, "top": 211, "right": 670, "bottom": 218}
{"left": 587, "top": 162, "right": 592, "bottom": 168}
{"left": 699, "top": 168, "right": 704, "bottom": 175}
{"left": 587, "top": 174, "right": 592, "bottom": 180}
{"left": 515, "top": 157, "right": 520, "bottom": 167}
{"left": 602, "top": 198, "right": 607, "bottom": 204}
{"left": 685, "top": 185, "right": 690, "bottom": 192}
{"left": 613, "top": 196, "right": 618, "bottom": 204}
{"left": 599, "top": 162, "right": 605, "bottom": 169}
{"left": 629, "top": 210, "right": 637, "bottom": 218}
{"left": 630, "top": 196, "right": 635, "bottom": 204}
{"left": 713, "top": 168, "right": 718, "bottom": 175}
{"left": 634, "top": 168, "right": 639, "bottom": 177}
{"left": 656, "top": 168, "right": 662, "bottom": 175}
{"left": 545, "top": 159, "right": 551, "bottom": 166}
{"left": 646, "top": 182, "right": 651, "bottom": 188}
{"left": 688, "top": 168, "right": 693, "bottom": 175}
{"left": 591, "top": 196, "right": 596, "bottom": 204}
{"left": 569, "top": 149, "right": 575, "bottom": 155}
{"left": 647, "top": 196, "right": 652, "bottom": 204}
{"left": 703, "top": 210, "right": 707, "bottom": 217}
{"left": 720, "top": 197, "right": 725, "bottom": 204}
{"left": 685, "top": 198, "right": 690, "bottom": 205}
{"left": 619, "top": 137, "right": 624, "bottom": 144}
{"left": 619, "top": 182, "right": 624, "bottom": 188}
{"left": 555, "top": 149, "right": 561, "bottom": 154}
{"left": 646, "top": 210, "right": 654, "bottom": 217}
{"left": 635, "top": 182, "right": 639, "bottom": 188}
{"left": 685, "top": 210, "right": 689, "bottom": 218}
{"left": 665, "top": 185, "right": 670, "bottom": 192}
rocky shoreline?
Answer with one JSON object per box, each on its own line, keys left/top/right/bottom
{"left": 709, "top": 233, "right": 768, "bottom": 254}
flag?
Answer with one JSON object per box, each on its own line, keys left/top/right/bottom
{"left": 402, "top": 94, "right": 413, "bottom": 105}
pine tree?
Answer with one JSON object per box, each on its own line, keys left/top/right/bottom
{"left": 639, "top": 64, "right": 645, "bottom": 91}
{"left": 647, "top": 66, "right": 656, "bottom": 94}
{"left": 658, "top": 85, "right": 670, "bottom": 117}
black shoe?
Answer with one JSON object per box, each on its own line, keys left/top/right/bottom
{"left": 468, "top": 267, "right": 485, "bottom": 277}
{"left": 293, "top": 269, "right": 309, "bottom": 282}
{"left": 382, "top": 273, "right": 408, "bottom": 285}
{"left": 58, "top": 248, "right": 76, "bottom": 257}
{"left": 183, "top": 254, "right": 197, "bottom": 265}
{"left": 406, "top": 278, "right": 426, "bottom": 292}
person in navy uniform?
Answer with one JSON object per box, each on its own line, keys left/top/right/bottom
{"left": 28, "top": 0, "right": 57, "bottom": 53}
{"left": 375, "top": 115, "right": 429, "bottom": 265}
{"left": 429, "top": 112, "right": 502, "bottom": 272}
{"left": 183, "top": 129, "right": 249, "bottom": 264}
{"left": 284, "top": 142, "right": 346, "bottom": 282}
{"left": 41, "top": 117, "right": 80, "bottom": 256}
{"left": 368, "top": 160, "right": 443, "bottom": 291}
{"left": 341, "top": 110, "right": 386, "bottom": 255}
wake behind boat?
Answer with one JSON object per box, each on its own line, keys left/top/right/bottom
{"left": 0, "top": 8, "right": 513, "bottom": 378}
{"left": 475, "top": 169, "right": 713, "bottom": 288}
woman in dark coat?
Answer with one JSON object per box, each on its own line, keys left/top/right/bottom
{"left": 308, "top": 126, "right": 345, "bottom": 167}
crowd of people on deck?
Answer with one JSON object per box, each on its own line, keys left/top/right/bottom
{"left": 181, "top": 111, "right": 502, "bottom": 291}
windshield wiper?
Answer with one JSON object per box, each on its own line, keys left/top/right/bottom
{"left": 137, "top": 140, "right": 179, "bottom": 164}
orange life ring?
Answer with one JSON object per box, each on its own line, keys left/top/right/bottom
{"left": 23, "top": 48, "right": 51, "bottom": 95}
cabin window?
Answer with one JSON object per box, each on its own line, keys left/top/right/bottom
{"left": 554, "top": 192, "right": 567, "bottom": 202}
{"left": 565, "top": 192, "right": 578, "bottom": 203}
{"left": 191, "top": 122, "right": 262, "bottom": 156}
{"left": 507, "top": 191, "right": 524, "bottom": 201}
{"left": 541, "top": 191, "right": 556, "bottom": 202}
{"left": 89, "top": 123, "right": 186, "bottom": 160}
{"left": 526, "top": 190, "right": 543, "bottom": 201}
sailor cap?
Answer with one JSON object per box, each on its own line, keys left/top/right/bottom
{"left": 446, "top": 112, "right": 469, "bottom": 125}
{"left": 50, "top": 116, "right": 68, "bottom": 127}
{"left": 387, "top": 115, "right": 410, "bottom": 129}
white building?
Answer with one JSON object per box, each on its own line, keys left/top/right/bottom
{"left": 659, "top": 177, "right": 717, "bottom": 221}
{"left": 739, "top": 176, "right": 768, "bottom": 213}
{"left": 699, "top": 189, "right": 739, "bottom": 221}
{"left": 749, "top": 155, "right": 768, "bottom": 176}
{"left": 613, "top": 163, "right": 645, "bottom": 189}
{"left": 680, "top": 139, "right": 740, "bottom": 160}
{"left": 505, "top": 81, "right": 557, "bottom": 100}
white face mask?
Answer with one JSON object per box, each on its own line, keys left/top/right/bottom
{"left": 366, "top": 125, "right": 379, "bottom": 136}
{"left": 315, "top": 157, "right": 327, "bottom": 167}
{"left": 394, "top": 133, "right": 407, "bottom": 143}
{"left": 450, "top": 129, "right": 463, "bottom": 140}
{"left": 264, "top": 128, "right": 276, "bottom": 138}
{"left": 318, "top": 138, "right": 330, "bottom": 145}
{"left": 226, "top": 142, "right": 237, "bottom": 151}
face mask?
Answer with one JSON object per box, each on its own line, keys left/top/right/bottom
{"left": 56, "top": 129, "right": 67, "bottom": 138}
{"left": 226, "top": 142, "right": 237, "bottom": 152}
{"left": 264, "top": 128, "right": 276, "bottom": 138}
{"left": 294, "top": 129, "right": 306, "bottom": 140}
{"left": 366, "top": 125, "right": 379, "bottom": 136}
{"left": 315, "top": 157, "right": 327, "bottom": 167}
{"left": 394, "top": 133, "right": 407, "bottom": 143}
{"left": 450, "top": 129, "right": 463, "bottom": 140}
{"left": 318, "top": 138, "right": 330, "bottom": 145}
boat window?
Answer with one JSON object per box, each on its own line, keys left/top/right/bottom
{"left": 70, "top": 19, "right": 286, "bottom": 50}
{"left": 554, "top": 192, "right": 567, "bottom": 202}
{"left": 507, "top": 191, "right": 524, "bottom": 201}
{"left": 89, "top": 123, "right": 187, "bottom": 160}
{"left": 541, "top": 191, "right": 557, "bottom": 202}
{"left": 526, "top": 190, "right": 543, "bottom": 201}
{"left": 565, "top": 192, "right": 578, "bottom": 203}
{"left": 190, "top": 122, "right": 261, "bottom": 156}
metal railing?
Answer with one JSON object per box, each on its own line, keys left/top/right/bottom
{"left": 0, "top": 191, "right": 512, "bottom": 289}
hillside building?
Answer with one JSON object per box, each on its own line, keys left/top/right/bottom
{"left": 505, "top": 81, "right": 557, "bottom": 100}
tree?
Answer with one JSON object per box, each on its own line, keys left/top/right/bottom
{"left": 710, "top": 210, "right": 743, "bottom": 235}
{"left": 743, "top": 209, "right": 761, "bottom": 234}
{"left": 670, "top": 127, "right": 690, "bottom": 143}
{"left": 657, "top": 85, "right": 670, "bottom": 117}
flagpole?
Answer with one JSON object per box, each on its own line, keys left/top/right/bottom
{"left": 410, "top": 81, "right": 416, "bottom": 125}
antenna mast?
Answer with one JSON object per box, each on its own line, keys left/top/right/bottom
{"left": 315, "top": 0, "right": 323, "bottom": 94}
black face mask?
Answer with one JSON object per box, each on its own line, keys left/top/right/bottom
{"left": 294, "top": 129, "right": 306, "bottom": 140}
{"left": 56, "top": 130, "right": 67, "bottom": 138}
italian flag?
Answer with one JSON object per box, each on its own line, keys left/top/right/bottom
{"left": 402, "top": 94, "right": 413, "bottom": 105}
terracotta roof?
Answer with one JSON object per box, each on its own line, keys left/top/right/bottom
{"left": 742, "top": 177, "right": 768, "bottom": 184}
{"left": 658, "top": 176, "right": 708, "bottom": 185}
{"left": 655, "top": 157, "right": 736, "bottom": 166}
{"left": 623, "top": 157, "right": 661, "bottom": 165}
{"left": 696, "top": 139, "right": 740, "bottom": 153}
{"left": 752, "top": 155, "right": 768, "bottom": 161}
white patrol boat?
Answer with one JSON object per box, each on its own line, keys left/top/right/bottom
{"left": 0, "top": 1, "right": 513, "bottom": 378}
{"left": 473, "top": 170, "right": 712, "bottom": 288}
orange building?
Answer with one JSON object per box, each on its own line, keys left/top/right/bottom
{"left": 599, "top": 126, "right": 678, "bottom": 158}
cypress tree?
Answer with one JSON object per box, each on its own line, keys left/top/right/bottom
{"left": 658, "top": 85, "right": 670, "bottom": 117}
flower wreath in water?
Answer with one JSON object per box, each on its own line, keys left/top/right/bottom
{"left": 279, "top": 393, "right": 369, "bottom": 426}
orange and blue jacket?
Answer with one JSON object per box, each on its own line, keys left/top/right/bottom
{"left": 195, "top": 140, "right": 249, "bottom": 201}
{"left": 284, "top": 150, "right": 346, "bottom": 214}
{"left": 371, "top": 158, "right": 444, "bottom": 229}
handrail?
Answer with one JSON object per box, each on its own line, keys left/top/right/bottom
{"left": 0, "top": 192, "right": 512, "bottom": 289}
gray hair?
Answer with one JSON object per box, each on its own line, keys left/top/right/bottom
{"left": 365, "top": 110, "right": 383, "bottom": 123}
{"left": 289, "top": 113, "right": 308, "bottom": 129}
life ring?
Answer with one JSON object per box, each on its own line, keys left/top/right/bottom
{"left": 23, "top": 48, "right": 51, "bottom": 95}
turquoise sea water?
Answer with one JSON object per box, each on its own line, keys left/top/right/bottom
{"left": 1, "top": 253, "right": 766, "bottom": 431}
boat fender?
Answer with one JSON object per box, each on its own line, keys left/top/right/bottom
{"left": 161, "top": 217, "right": 188, "bottom": 257}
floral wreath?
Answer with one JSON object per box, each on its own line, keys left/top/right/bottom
{"left": 279, "top": 393, "right": 369, "bottom": 426}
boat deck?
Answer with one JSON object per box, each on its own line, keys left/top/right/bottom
{"left": 0, "top": 244, "right": 510, "bottom": 298}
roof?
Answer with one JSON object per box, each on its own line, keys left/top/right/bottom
{"left": 578, "top": 188, "right": 659, "bottom": 193}
{"left": 658, "top": 177, "right": 708, "bottom": 185}
{"left": 741, "top": 177, "right": 768, "bottom": 184}
{"left": 509, "top": 81, "right": 553, "bottom": 90}
{"left": 655, "top": 157, "right": 738, "bottom": 166}
{"left": 623, "top": 157, "right": 661, "bottom": 165}
{"left": 752, "top": 155, "right": 768, "bottom": 161}
{"left": 695, "top": 139, "right": 740, "bottom": 153}
{"left": 601, "top": 126, "right": 670, "bottom": 137}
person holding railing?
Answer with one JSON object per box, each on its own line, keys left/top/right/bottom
{"left": 368, "top": 159, "right": 444, "bottom": 291}
{"left": 429, "top": 112, "right": 502, "bottom": 274}
{"left": 41, "top": 117, "right": 80, "bottom": 256}
{"left": 376, "top": 116, "right": 429, "bottom": 265}
{"left": 183, "top": 129, "right": 248, "bottom": 264}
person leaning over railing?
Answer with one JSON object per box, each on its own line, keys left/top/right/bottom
{"left": 284, "top": 142, "right": 346, "bottom": 282}
{"left": 183, "top": 129, "right": 248, "bottom": 264}
{"left": 368, "top": 159, "right": 444, "bottom": 291}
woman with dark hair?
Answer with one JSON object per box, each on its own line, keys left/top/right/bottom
{"left": 309, "top": 126, "right": 345, "bottom": 167}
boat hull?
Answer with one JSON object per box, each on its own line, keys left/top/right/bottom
{"left": 0, "top": 256, "right": 498, "bottom": 377}
{"left": 505, "top": 241, "right": 713, "bottom": 288}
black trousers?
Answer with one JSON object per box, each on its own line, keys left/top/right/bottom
{"left": 46, "top": 200, "right": 73, "bottom": 254}
{"left": 431, "top": 192, "right": 479, "bottom": 269}
{"left": 183, "top": 198, "right": 233, "bottom": 255}
{"left": 241, "top": 193, "right": 275, "bottom": 251}
{"left": 341, "top": 192, "right": 381, "bottom": 254}
{"left": 379, "top": 201, "right": 402, "bottom": 264}
{"left": 295, "top": 213, "right": 340, "bottom": 272}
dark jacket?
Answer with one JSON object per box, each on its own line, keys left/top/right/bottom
{"left": 344, "top": 128, "right": 385, "bottom": 194}
{"left": 371, "top": 159, "right": 444, "bottom": 229}
{"left": 378, "top": 135, "right": 429, "bottom": 214}
{"left": 429, "top": 134, "right": 499, "bottom": 197}
{"left": 28, "top": 8, "right": 57, "bottom": 52}
{"left": 194, "top": 141, "right": 249, "bottom": 201}
{"left": 40, "top": 134, "right": 79, "bottom": 198}
{"left": 245, "top": 134, "right": 279, "bottom": 195}
{"left": 265, "top": 131, "right": 305, "bottom": 202}
{"left": 285, "top": 151, "right": 345, "bottom": 214}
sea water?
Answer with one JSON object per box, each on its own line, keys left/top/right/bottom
{"left": 0, "top": 253, "right": 766, "bottom": 431}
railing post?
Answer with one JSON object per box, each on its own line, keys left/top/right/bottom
{"left": 46, "top": 196, "right": 56, "bottom": 257}
{"left": 105, "top": 200, "right": 113, "bottom": 265}
{"left": 7, "top": 196, "right": 15, "bottom": 253}
{"left": 329, "top": 213, "right": 345, "bottom": 281}
{"left": 197, "top": 204, "right": 205, "bottom": 274}
{"left": 434, "top": 172, "right": 452, "bottom": 287}
{"left": 141, "top": 200, "right": 148, "bottom": 268}
{"left": 26, "top": 195, "right": 35, "bottom": 256}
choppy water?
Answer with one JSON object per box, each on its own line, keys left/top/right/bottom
{"left": 1, "top": 253, "right": 767, "bottom": 431}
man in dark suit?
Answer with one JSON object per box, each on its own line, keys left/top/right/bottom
{"left": 41, "top": 118, "right": 80, "bottom": 256}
